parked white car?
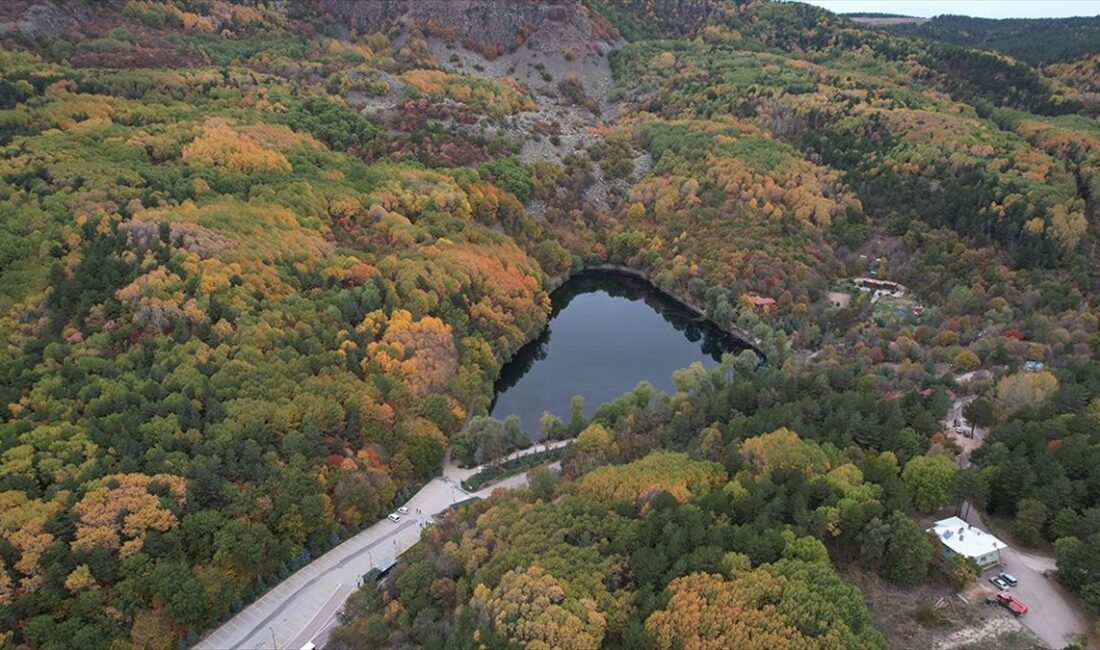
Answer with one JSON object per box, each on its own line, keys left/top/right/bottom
{"left": 387, "top": 513, "right": 401, "bottom": 523}
{"left": 397, "top": 506, "right": 409, "bottom": 515}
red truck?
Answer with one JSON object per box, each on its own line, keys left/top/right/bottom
{"left": 996, "top": 591, "right": 1029, "bottom": 616}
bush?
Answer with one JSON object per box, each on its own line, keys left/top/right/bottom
{"left": 912, "top": 602, "right": 952, "bottom": 629}
{"left": 478, "top": 156, "right": 532, "bottom": 202}
{"left": 278, "top": 98, "right": 380, "bottom": 152}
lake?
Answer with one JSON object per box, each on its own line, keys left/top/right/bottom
{"left": 490, "top": 270, "right": 750, "bottom": 435}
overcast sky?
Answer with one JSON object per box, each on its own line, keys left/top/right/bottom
{"left": 800, "top": 1, "right": 1100, "bottom": 19}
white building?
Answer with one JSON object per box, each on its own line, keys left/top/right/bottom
{"left": 928, "top": 516, "right": 1007, "bottom": 568}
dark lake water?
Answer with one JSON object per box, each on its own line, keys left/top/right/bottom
{"left": 490, "top": 271, "right": 749, "bottom": 435}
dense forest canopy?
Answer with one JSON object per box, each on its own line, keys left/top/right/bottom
{"left": 0, "top": 0, "right": 1097, "bottom": 648}
{"left": 882, "top": 14, "right": 1100, "bottom": 66}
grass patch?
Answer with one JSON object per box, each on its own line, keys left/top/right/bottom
{"left": 912, "top": 602, "right": 954, "bottom": 630}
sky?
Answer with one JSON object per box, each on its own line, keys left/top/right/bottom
{"left": 800, "top": 1, "right": 1100, "bottom": 19}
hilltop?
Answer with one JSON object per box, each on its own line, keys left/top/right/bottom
{"left": 881, "top": 13, "right": 1100, "bottom": 65}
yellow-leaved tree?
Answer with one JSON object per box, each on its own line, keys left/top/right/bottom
{"left": 182, "top": 118, "right": 292, "bottom": 173}
{"left": 471, "top": 565, "right": 606, "bottom": 650}
{"left": 72, "top": 474, "right": 187, "bottom": 557}
{"left": 365, "top": 310, "right": 459, "bottom": 396}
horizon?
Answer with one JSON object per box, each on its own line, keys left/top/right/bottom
{"left": 801, "top": 0, "right": 1100, "bottom": 19}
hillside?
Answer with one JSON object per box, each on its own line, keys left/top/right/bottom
{"left": 0, "top": 1, "right": 1098, "bottom": 648}
{"left": 883, "top": 13, "right": 1100, "bottom": 65}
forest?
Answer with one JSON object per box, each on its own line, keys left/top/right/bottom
{"left": 328, "top": 359, "right": 959, "bottom": 649}
{"left": 882, "top": 14, "right": 1100, "bottom": 66}
{"left": 0, "top": 0, "right": 1096, "bottom": 648}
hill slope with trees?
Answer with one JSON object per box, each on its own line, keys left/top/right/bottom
{"left": 0, "top": 0, "right": 1097, "bottom": 647}
{"left": 884, "top": 14, "right": 1100, "bottom": 66}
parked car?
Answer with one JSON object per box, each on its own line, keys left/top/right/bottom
{"left": 996, "top": 591, "right": 1028, "bottom": 617}
{"left": 397, "top": 506, "right": 409, "bottom": 515}
{"left": 998, "top": 572, "right": 1018, "bottom": 587}
{"left": 387, "top": 513, "right": 401, "bottom": 523}
{"left": 989, "top": 575, "right": 1009, "bottom": 590}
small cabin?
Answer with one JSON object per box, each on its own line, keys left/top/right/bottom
{"left": 362, "top": 556, "right": 398, "bottom": 585}
{"left": 928, "top": 516, "right": 1006, "bottom": 568}
{"left": 745, "top": 293, "right": 777, "bottom": 314}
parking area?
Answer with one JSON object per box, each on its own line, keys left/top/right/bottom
{"left": 947, "top": 394, "right": 1090, "bottom": 649}
{"left": 982, "top": 548, "right": 1089, "bottom": 649}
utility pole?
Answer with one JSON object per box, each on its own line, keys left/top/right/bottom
{"left": 269, "top": 626, "right": 277, "bottom": 650}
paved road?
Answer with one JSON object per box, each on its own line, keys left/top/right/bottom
{"left": 197, "top": 440, "right": 570, "bottom": 650}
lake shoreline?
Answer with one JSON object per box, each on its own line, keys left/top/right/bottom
{"left": 548, "top": 264, "right": 766, "bottom": 359}
{"left": 485, "top": 266, "right": 765, "bottom": 435}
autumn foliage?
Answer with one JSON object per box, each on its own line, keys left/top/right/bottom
{"left": 182, "top": 118, "right": 294, "bottom": 173}
{"left": 646, "top": 562, "right": 884, "bottom": 649}
{"left": 576, "top": 451, "right": 727, "bottom": 503}
{"left": 0, "top": 0, "right": 1098, "bottom": 647}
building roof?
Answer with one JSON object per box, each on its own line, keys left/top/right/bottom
{"left": 746, "top": 293, "right": 776, "bottom": 306}
{"left": 929, "top": 516, "right": 1007, "bottom": 559}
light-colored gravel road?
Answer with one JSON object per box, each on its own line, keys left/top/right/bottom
{"left": 948, "top": 395, "right": 1089, "bottom": 648}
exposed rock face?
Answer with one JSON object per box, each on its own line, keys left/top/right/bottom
{"left": 0, "top": 1, "right": 91, "bottom": 41}
{"left": 320, "top": 0, "right": 618, "bottom": 58}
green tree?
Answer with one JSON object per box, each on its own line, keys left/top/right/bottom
{"left": 478, "top": 157, "right": 532, "bottom": 202}
{"left": 1055, "top": 534, "right": 1100, "bottom": 611}
{"left": 952, "top": 468, "right": 989, "bottom": 519}
{"left": 902, "top": 454, "right": 958, "bottom": 513}
{"left": 953, "top": 350, "right": 980, "bottom": 371}
{"left": 962, "top": 397, "right": 996, "bottom": 429}
{"left": 567, "top": 395, "right": 587, "bottom": 436}
{"left": 880, "top": 512, "right": 935, "bottom": 584}
{"left": 1050, "top": 508, "right": 1080, "bottom": 540}
{"left": 1013, "top": 498, "right": 1049, "bottom": 546}
{"left": 527, "top": 466, "right": 558, "bottom": 501}
{"left": 540, "top": 413, "right": 565, "bottom": 440}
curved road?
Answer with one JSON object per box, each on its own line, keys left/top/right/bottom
{"left": 197, "top": 441, "right": 570, "bottom": 650}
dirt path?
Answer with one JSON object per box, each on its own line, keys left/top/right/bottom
{"left": 933, "top": 615, "right": 1032, "bottom": 649}
{"left": 944, "top": 395, "right": 985, "bottom": 464}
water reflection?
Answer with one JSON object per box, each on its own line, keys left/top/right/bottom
{"left": 490, "top": 271, "right": 748, "bottom": 433}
